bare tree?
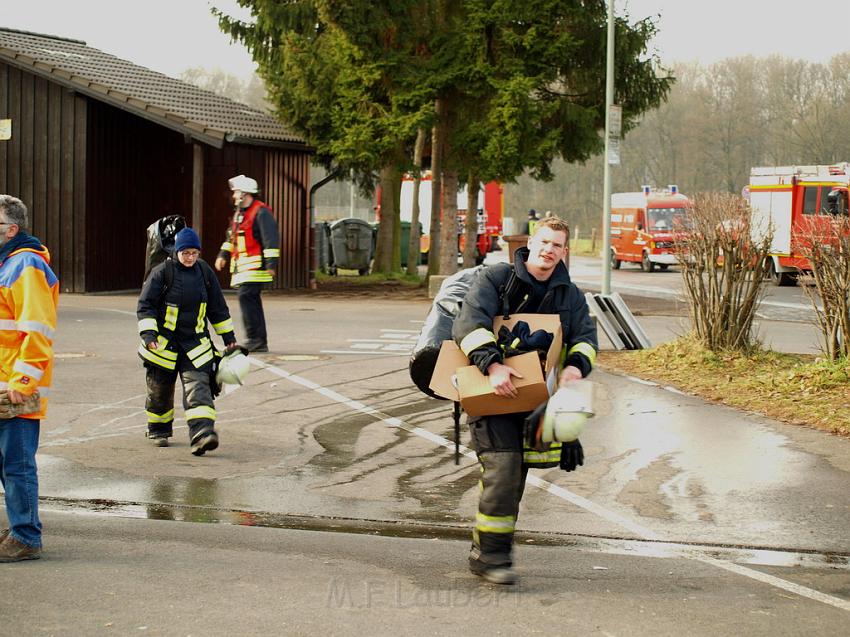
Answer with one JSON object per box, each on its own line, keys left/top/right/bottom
{"left": 795, "top": 214, "right": 850, "bottom": 359}
{"left": 675, "top": 192, "right": 773, "bottom": 352}
{"left": 179, "top": 67, "right": 270, "bottom": 112}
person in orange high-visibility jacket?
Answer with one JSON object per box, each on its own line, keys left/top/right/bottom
{"left": 0, "top": 195, "right": 59, "bottom": 563}
{"left": 215, "top": 175, "right": 280, "bottom": 353}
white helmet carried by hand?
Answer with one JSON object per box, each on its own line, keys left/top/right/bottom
{"left": 541, "top": 380, "right": 595, "bottom": 443}
{"left": 228, "top": 174, "right": 259, "bottom": 194}
{"left": 216, "top": 348, "right": 251, "bottom": 386}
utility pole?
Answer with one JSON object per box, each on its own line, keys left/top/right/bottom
{"left": 601, "top": 1, "right": 616, "bottom": 295}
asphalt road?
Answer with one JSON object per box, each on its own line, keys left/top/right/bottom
{"left": 1, "top": 280, "right": 849, "bottom": 636}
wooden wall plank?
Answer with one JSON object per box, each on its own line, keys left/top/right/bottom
{"left": 192, "top": 143, "right": 204, "bottom": 237}
{"left": 0, "top": 63, "right": 8, "bottom": 193}
{"left": 6, "top": 65, "right": 21, "bottom": 197}
{"left": 59, "top": 88, "right": 75, "bottom": 289}
{"left": 73, "top": 95, "right": 86, "bottom": 293}
{"left": 32, "top": 76, "right": 48, "bottom": 241}
{"left": 19, "top": 70, "right": 34, "bottom": 211}
{"left": 46, "top": 82, "right": 62, "bottom": 254}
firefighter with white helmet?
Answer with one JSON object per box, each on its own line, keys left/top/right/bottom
{"left": 215, "top": 174, "right": 280, "bottom": 353}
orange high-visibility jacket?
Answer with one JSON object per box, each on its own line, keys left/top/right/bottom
{"left": 217, "top": 199, "right": 280, "bottom": 287}
{"left": 0, "top": 245, "right": 59, "bottom": 419}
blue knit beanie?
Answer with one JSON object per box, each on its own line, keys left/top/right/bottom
{"left": 174, "top": 227, "right": 201, "bottom": 253}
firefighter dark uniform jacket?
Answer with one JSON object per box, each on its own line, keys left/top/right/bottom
{"left": 452, "top": 247, "right": 598, "bottom": 467}
{"left": 217, "top": 199, "right": 280, "bottom": 287}
{"left": 137, "top": 259, "right": 236, "bottom": 371}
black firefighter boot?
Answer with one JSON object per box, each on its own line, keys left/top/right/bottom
{"left": 188, "top": 420, "right": 219, "bottom": 456}
{"left": 146, "top": 421, "right": 173, "bottom": 448}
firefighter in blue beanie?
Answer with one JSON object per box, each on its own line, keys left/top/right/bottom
{"left": 137, "top": 227, "right": 240, "bottom": 455}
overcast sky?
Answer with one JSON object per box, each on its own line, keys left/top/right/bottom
{"left": 2, "top": 1, "right": 849, "bottom": 80}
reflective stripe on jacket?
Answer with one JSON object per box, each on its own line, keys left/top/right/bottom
{"left": 0, "top": 246, "right": 59, "bottom": 419}
{"left": 452, "top": 248, "right": 598, "bottom": 467}
{"left": 217, "top": 199, "right": 280, "bottom": 287}
{"left": 137, "top": 259, "right": 235, "bottom": 371}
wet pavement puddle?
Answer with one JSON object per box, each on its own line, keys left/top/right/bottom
{"left": 39, "top": 495, "right": 850, "bottom": 572}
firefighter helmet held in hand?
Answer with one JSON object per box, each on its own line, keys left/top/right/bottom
{"left": 541, "top": 381, "right": 595, "bottom": 443}
{"left": 216, "top": 349, "right": 251, "bottom": 386}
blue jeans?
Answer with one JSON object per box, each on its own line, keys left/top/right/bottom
{"left": 0, "top": 417, "right": 41, "bottom": 548}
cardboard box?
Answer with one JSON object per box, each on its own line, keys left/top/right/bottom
{"left": 428, "top": 314, "right": 562, "bottom": 416}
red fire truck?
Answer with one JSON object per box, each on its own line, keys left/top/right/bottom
{"left": 610, "top": 186, "right": 692, "bottom": 272}
{"left": 394, "top": 174, "right": 503, "bottom": 264}
{"left": 749, "top": 163, "right": 850, "bottom": 286}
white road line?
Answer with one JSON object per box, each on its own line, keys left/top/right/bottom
{"left": 250, "top": 356, "right": 850, "bottom": 614}
{"left": 347, "top": 338, "right": 415, "bottom": 344}
{"left": 695, "top": 555, "right": 850, "bottom": 612}
{"left": 319, "top": 350, "right": 409, "bottom": 356}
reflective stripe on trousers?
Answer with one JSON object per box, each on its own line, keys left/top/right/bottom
{"left": 145, "top": 365, "right": 215, "bottom": 437}
{"left": 471, "top": 451, "right": 529, "bottom": 568}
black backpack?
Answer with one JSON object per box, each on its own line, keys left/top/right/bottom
{"left": 144, "top": 214, "right": 187, "bottom": 282}
{"left": 409, "top": 265, "right": 521, "bottom": 399}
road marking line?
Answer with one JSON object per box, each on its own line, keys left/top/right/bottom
{"left": 347, "top": 338, "right": 414, "bottom": 344}
{"left": 695, "top": 555, "right": 850, "bottom": 612}
{"left": 319, "top": 350, "right": 409, "bottom": 356}
{"left": 250, "top": 356, "right": 850, "bottom": 613}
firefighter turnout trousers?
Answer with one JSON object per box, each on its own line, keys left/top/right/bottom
{"left": 468, "top": 413, "right": 531, "bottom": 568}
{"left": 237, "top": 282, "right": 267, "bottom": 348}
{"left": 145, "top": 361, "right": 216, "bottom": 440}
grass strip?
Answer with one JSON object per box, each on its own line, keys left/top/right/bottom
{"left": 599, "top": 336, "right": 850, "bottom": 437}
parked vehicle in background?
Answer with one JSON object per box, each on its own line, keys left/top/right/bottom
{"left": 610, "top": 185, "right": 692, "bottom": 272}
{"left": 381, "top": 174, "right": 503, "bottom": 264}
{"left": 748, "top": 163, "right": 850, "bottom": 286}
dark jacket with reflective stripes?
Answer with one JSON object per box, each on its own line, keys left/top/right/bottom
{"left": 217, "top": 199, "right": 280, "bottom": 287}
{"left": 453, "top": 247, "right": 598, "bottom": 379}
{"left": 137, "top": 259, "right": 236, "bottom": 371}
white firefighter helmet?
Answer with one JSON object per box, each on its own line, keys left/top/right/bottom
{"left": 540, "top": 380, "right": 595, "bottom": 443}
{"left": 228, "top": 174, "right": 259, "bottom": 194}
{"left": 216, "top": 349, "right": 251, "bottom": 386}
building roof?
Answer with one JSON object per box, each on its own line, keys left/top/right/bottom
{"left": 0, "top": 27, "right": 306, "bottom": 150}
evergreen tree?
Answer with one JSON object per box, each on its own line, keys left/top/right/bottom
{"left": 215, "top": 1, "right": 673, "bottom": 274}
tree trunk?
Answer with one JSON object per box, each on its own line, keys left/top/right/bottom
{"left": 427, "top": 99, "right": 445, "bottom": 278}
{"left": 439, "top": 170, "right": 459, "bottom": 275}
{"left": 373, "top": 163, "right": 401, "bottom": 274}
{"left": 406, "top": 128, "right": 426, "bottom": 276}
{"left": 462, "top": 174, "right": 480, "bottom": 268}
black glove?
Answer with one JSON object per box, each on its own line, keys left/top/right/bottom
{"left": 559, "top": 440, "right": 584, "bottom": 472}
{"left": 523, "top": 400, "right": 548, "bottom": 448}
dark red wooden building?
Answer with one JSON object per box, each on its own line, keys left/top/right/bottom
{"left": 0, "top": 27, "right": 312, "bottom": 292}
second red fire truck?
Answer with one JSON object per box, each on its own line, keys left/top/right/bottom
{"left": 610, "top": 185, "right": 692, "bottom": 272}
{"left": 748, "top": 163, "right": 850, "bottom": 286}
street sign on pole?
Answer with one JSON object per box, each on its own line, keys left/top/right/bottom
{"left": 608, "top": 105, "right": 622, "bottom": 138}
{"left": 607, "top": 137, "right": 620, "bottom": 165}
